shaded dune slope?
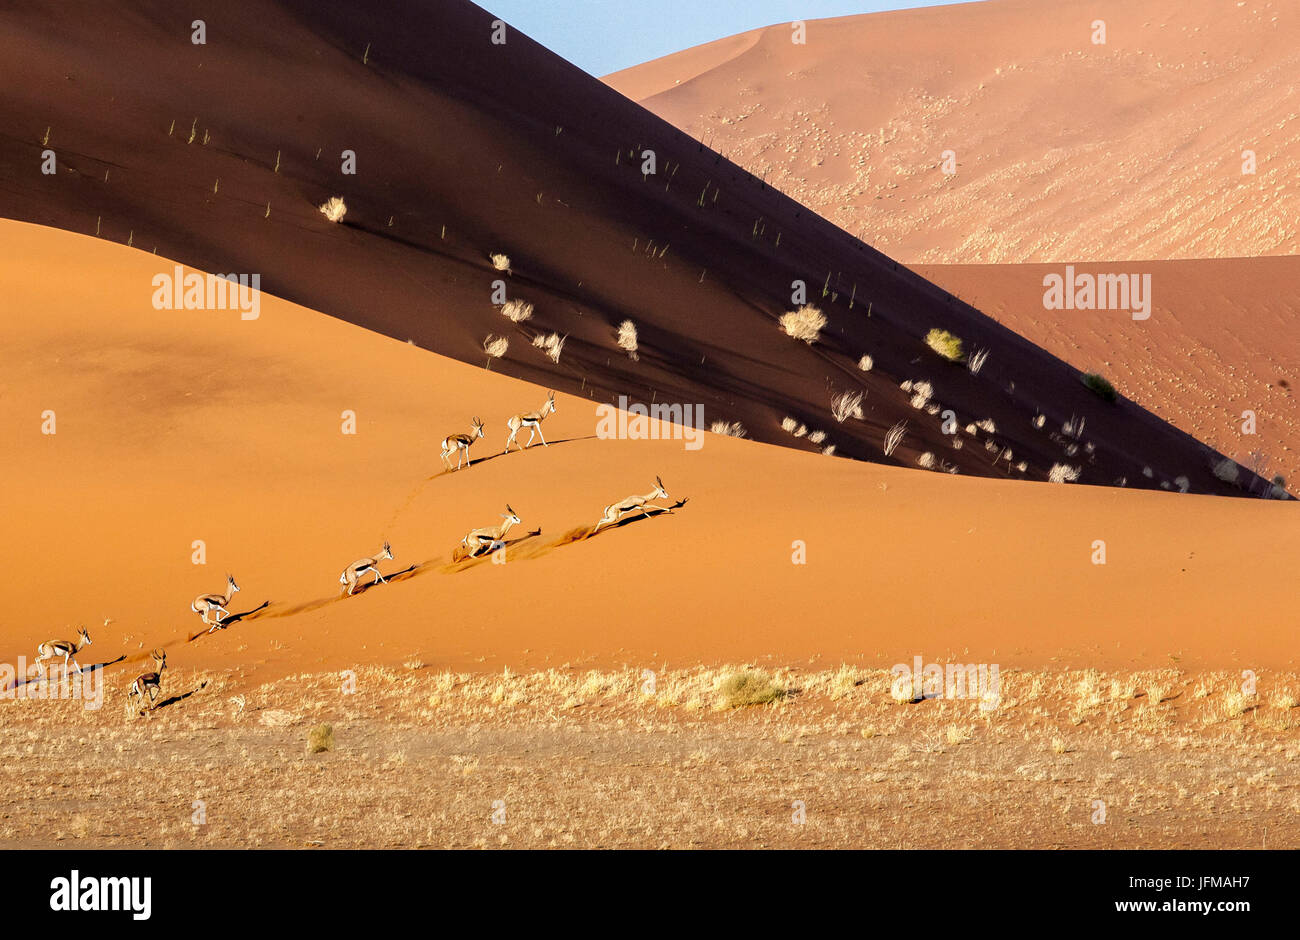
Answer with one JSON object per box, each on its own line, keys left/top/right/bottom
{"left": 2, "top": 223, "right": 1297, "bottom": 686}
{"left": 0, "top": 0, "right": 1272, "bottom": 495}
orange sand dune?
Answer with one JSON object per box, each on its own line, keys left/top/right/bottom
{"left": 917, "top": 256, "right": 1300, "bottom": 485}
{"left": 2, "top": 222, "right": 1296, "bottom": 690}
{"left": 0, "top": 0, "right": 1269, "bottom": 496}
{"left": 606, "top": 0, "right": 1300, "bottom": 265}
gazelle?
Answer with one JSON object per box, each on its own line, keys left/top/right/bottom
{"left": 461, "top": 506, "right": 521, "bottom": 557}
{"left": 591, "top": 477, "right": 673, "bottom": 534}
{"left": 193, "top": 575, "right": 240, "bottom": 633}
{"left": 33, "top": 626, "right": 92, "bottom": 678}
{"left": 128, "top": 649, "right": 167, "bottom": 711}
{"left": 441, "top": 417, "right": 486, "bottom": 470}
{"left": 340, "top": 541, "right": 394, "bottom": 595}
{"left": 504, "top": 391, "right": 556, "bottom": 452}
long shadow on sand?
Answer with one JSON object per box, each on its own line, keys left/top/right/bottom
{"left": 140, "top": 681, "right": 208, "bottom": 714}
{"left": 5, "top": 656, "right": 126, "bottom": 691}
{"left": 442, "top": 530, "right": 544, "bottom": 572}
{"left": 186, "top": 601, "right": 270, "bottom": 642}
{"left": 428, "top": 436, "right": 596, "bottom": 480}
{"left": 255, "top": 564, "right": 423, "bottom": 620}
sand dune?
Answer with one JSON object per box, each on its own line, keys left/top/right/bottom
{"left": 606, "top": 0, "right": 1300, "bottom": 265}
{"left": 918, "top": 257, "right": 1300, "bottom": 486}
{"left": 2, "top": 221, "right": 1296, "bottom": 692}
{"left": 0, "top": 0, "right": 1268, "bottom": 495}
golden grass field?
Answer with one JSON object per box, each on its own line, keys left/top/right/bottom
{"left": 3, "top": 664, "right": 1295, "bottom": 849}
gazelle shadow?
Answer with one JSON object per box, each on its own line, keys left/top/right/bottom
{"left": 147, "top": 681, "right": 208, "bottom": 712}
{"left": 585, "top": 497, "right": 689, "bottom": 538}
{"left": 187, "top": 601, "right": 270, "bottom": 642}
{"left": 427, "top": 436, "right": 597, "bottom": 479}
{"left": 349, "top": 563, "right": 420, "bottom": 595}
{"left": 7, "top": 655, "right": 126, "bottom": 691}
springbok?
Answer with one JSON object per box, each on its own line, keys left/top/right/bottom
{"left": 193, "top": 575, "right": 240, "bottom": 633}
{"left": 461, "top": 506, "right": 521, "bottom": 557}
{"left": 128, "top": 649, "right": 167, "bottom": 711}
{"left": 441, "top": 417, "right": 486, "bottom": 470}
{"left": 33, "top": 626, "right": 92, "bottom": 678}
{"left": 591, "top": 477, "right": 674, "bottom": 534}
{"left": 340, "top": 541, "right": 394, "bottom": 595}
{"left": 504, "top": 391, "right": 556, "bottom": 452}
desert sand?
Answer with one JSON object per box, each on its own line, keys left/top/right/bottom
{"left": 1, "top": 223, "right": 1297, "bottom": 849}
{"left": 606, "top": 0, "right": 1300, "bottom": 265}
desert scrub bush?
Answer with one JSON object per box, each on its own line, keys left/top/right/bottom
{"left": 1048, "top": 463, "right": 1080, "bottom": 484}
{"left": 531, "top": 332, "right": 565, "bottom": 363}
{"left": 490, "top": 253, "right": 511, "bottom": 273}
{"left": 482, "top": 334, "right": 509, "bottom": 366}
{"left": 917, "top": 451, "right": 936, "bottom": 469}
{"left": 883, "top": 420, "right": 907, "bottom": 456}
{"left": 779, "top": 304, "right": 827, "bottom": 343}
{"left": 499, "top": 298, "right": 533, "bottom": 323}
{"left": 807, "top": 429, "right": 826, "bottom": 444}
{"left": 318, "top": 196, "right": 347, "bottom": 223}
{"left": 830, "top": 390, "right": 865, "bottom": 422}
{"left": 710, "top": 420, "right": 747, "bottom": 438}
{"left": 858, "top": 354, "right": 874, "bottom": 372}
{"left": 1081, "top": 372, "right": 1118, "bottom": 402}
{"left": 924, "top": 328, "right": 964, "bottom": 362}
{"left": 967, "top": 347, "right": 989, "bottom": 374}
{"left": 616, "top": 320, "right": 639, "bottom": 360}
{"left": 714, "top": 670, "right": 785, "bottom": 709}
{"left": 307, "top": 723, "right": 334, "bottom": 754}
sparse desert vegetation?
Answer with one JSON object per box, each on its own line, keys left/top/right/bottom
{"left": 531, "top": 332, "right": 565, "bottom": 363}
{"left": 616, "top": 319, "right": 639, "bottom": 360}
{"left": 1082, "top": 372, "right": 1118, "bottom": 402}
{"left": 3, "top": 663, "right": 1295, "bottom": 849}
{"left": 710, "top": 420, "right": 747, "bottom": 438}
{"left": 499, "top": 299, "right": 534, "bottom": 323}
{"left": 779, "top": 304, "right": 827, "bottom": 343}
{"left": 318, "top": 196, "right": 347, "bottom": 223}
{"left": 924, "top": 328, "right": 964, "bottom": 362}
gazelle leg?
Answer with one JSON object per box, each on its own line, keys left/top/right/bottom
{"left": 536, "top": 426, "right": 549, "bottom": 446}
{"left": 524, "top": 427, "right": 536, "bottom": 448}
{"left": 374, "top": 570, "right": 386, "bottom": 585}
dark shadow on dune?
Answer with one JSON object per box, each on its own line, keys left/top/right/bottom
{"left": 144, "top": 681, "right": 208, "bottom": 713}
{"left": 427, "top": 436, "right": 597, "bottom": 479}
{"left": 6, "top": 656, "right": 126, "bottom": 691}
{"left": 349, "top": 564, "right": 420, "bottom": 595}
{"left": 186, "top": 601, "right": 270, "bottom": 642}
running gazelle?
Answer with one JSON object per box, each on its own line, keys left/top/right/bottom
{"left": 461, "top": 506, "right": 521, "bottom": 557}
{"left": 441, "top": 417, "right": 485, "bottom": 470}
{"left": 193, "top": 575, "right": 240, "bottom": 633}
{"left": 128, "top": 649, "right": 167, "bottom": 711}
{"left": 33, "top": 626, "right": 92, "bottom": 678}
{"left": 340, "top": 541, "right": 394, "bottom": 595}
{"left": 504, "top": 391, "right": 556, "bottom": 452}
{"left": 591, "top": 477, "right": 673, "bottom": 534}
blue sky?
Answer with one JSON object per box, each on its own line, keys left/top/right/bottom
{"left": 483, "top": 1, "right": 972, "bottom": 77}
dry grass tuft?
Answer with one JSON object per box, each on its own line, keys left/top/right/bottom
{"left": 830, "top": 390, "right": 865, "bottom": 423}
{"left": 710, "top": 420, "right": 747, "bottom": 438}
{"left": 715, "top": 671, "right": 785, "bottom": 709}
{"left": 318, "top": 197, "right": 347, "bottom": 223}
{"left": 858, "top": 354, "right": 874, "bottom": 372}
{"left": 617, "top": 320, "right": 639, "bottom": 360}
{"left": 531, "top": 332, "right": 565, "bottom": 363}
{"left": 779, "top": 305, "right": 827, "bottom": 343}
{"left": 500, "top": 299, "right": 533, "bottom": 323}
{"left": 490, "top": 253, "right": 511, "bottom": 273}
{"left": 482, "top": 334, "right": 509, "bottom": 361}
{"left": 1048, "top": 463, "right": 1080, "bottom": 484}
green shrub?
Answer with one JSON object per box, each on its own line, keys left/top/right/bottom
{"left": 1081, "top": 372, "right": 1118, "bottom": 402}
{"left": 924, "top": 328, "right": 964, "bottom": 362}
